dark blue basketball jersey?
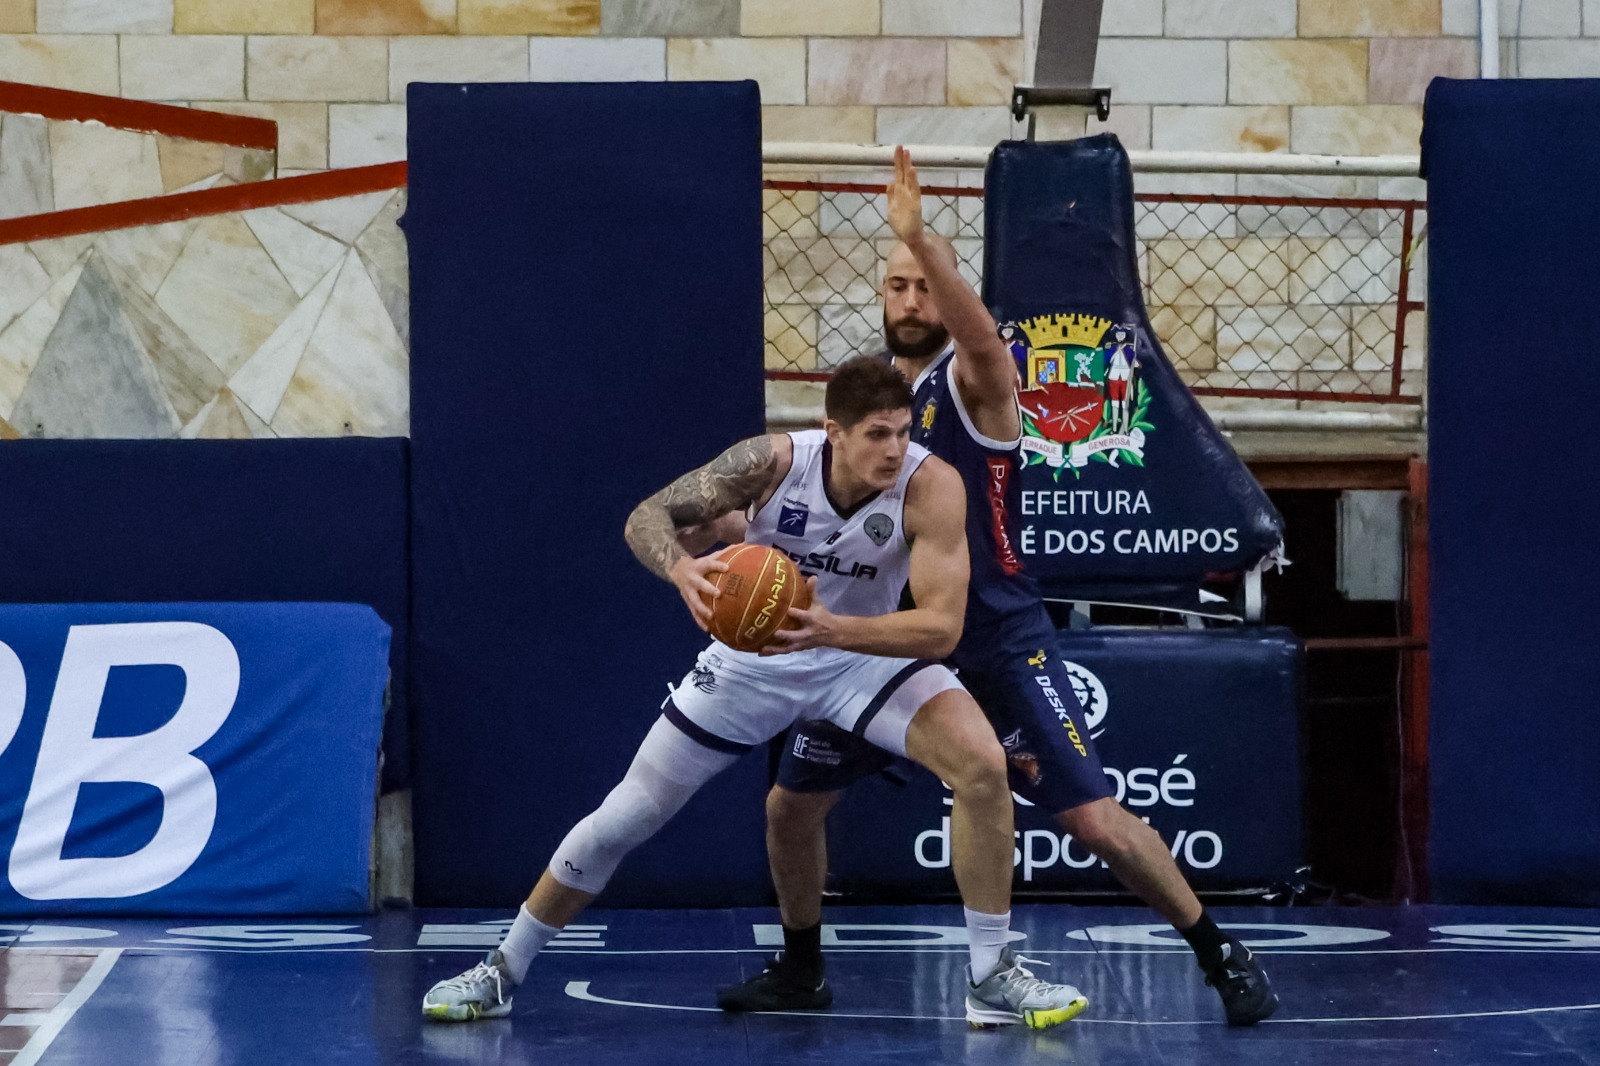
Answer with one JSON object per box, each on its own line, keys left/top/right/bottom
{"left": 909, "top": 346, "right": 1049, "bottom": 667}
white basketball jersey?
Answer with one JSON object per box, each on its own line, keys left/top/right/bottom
{"left": 745, "top": 429, "right": 928, "bottom": 620}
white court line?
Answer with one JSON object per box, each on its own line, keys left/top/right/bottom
{"left": 18, "top": 944, "right": 1600, "bottom": 957}
{"left": 12, "top": 948, "right": 121, "bottom": 1066}
{"left": 564, "top": 981, "right": 1600, "bottom": 1027}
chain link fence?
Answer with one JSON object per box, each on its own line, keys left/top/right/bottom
{"left": 763, "top": 179, "right": 1425, "bottom": 406}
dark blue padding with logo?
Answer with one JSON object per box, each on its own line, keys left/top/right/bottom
{"left": 821, "top": 627, "right": 1303, "bottom": 897}
{"left": 0, "top": 602, "right": 390, "bottom": 916}
{"left": 1422, "top": 78, "right": 1600, "bottom": 906}
{"left": 0, "top": 439, "right": 411, "bottom": 791}
{"left": 404, "top": 82, "right": 769, "bottom": 907}
{"left": 982, "top": 137, "right": 1283, "bottom": 607}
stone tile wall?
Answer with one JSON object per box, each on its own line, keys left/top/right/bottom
{"left": 2, "top": 1, "right": 1591, "bottom": 165}
{"left": 0, "top": 108, "right": 276, "bottom": 219}
{"left": 0, "top": 184, "right": 409, "bottom": 438}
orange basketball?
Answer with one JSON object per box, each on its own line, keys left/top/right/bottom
{"left": 705, "top": 544, "right": 812, "bottom": 652}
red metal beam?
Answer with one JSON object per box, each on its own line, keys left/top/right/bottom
{"left": 0, "top": 80, "right": 276, "bottom": 150}
{"left": 0, "top": 162, "right": 408, "bottom": 247}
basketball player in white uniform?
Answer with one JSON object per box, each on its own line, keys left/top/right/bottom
{"left": 422, "top": 357, "right": 1088, "bottom": 1029}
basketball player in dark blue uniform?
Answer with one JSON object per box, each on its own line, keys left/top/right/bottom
{"left": 718, "top": 147, "right": 1278, "bottom": 1026}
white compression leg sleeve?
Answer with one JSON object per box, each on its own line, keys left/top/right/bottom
{"left": 547, "top": 715, "right": 739, "bottom": 895}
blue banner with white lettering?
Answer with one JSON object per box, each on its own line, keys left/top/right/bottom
{"left": 824, "top": 628, "right": 1302, "bottom": 897}
{"left": 0, "top": 603, "right": 389, "bottom": 916}
{"left": 984, "top": 137, "right": 1284, "bottom": 609}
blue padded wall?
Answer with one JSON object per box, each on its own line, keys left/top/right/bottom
{"left": 404, "top": 82, "right": 769, "bottom": 907}
{"left": 1423, "top": 79, "right": 1600, "bottom": 905}
{"left": 983, "top": 137, "right": 1283, "bottom": 610}
{"left": 0, "top": 439, "right": 412, "bottom": 790}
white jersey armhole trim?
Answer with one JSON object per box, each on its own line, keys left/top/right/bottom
{"left": 747, "top": 430, "right": 810, "bottom": 527}
{"left": 947, "top": 353, "right": 1023, "bottom": 451}
{"left": 898, "top": 445, "right": 931, "bottom": 549}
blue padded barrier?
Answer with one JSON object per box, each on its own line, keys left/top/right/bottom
{"left": 983, "top": 137, "right": 1283, "bottom": 610}
{"left": 1423, "top": 79, "right": 1600, "bottom": 906}
{"left": 0, "top": 439, "right": 411, "bottom": 791}
{"left": 0, "top": 602, "right": 389, "bottom": 916}
{"left": 824, "top": 627, "right": 1304, "bottom": 896}
{"left": 404, "top": 82, "right": 769, "bottom": 907}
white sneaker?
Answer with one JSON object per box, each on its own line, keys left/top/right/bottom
{"left": 422, "top": 950, "right": 515, "bottom": 1022}
{"left": 965, "top": 946, "right": 1089, "bottom": 1030}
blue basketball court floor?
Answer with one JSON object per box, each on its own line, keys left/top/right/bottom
{"left": 4, "top": 904, "right": 1597, "bottom": 1065}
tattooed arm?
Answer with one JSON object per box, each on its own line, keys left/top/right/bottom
{"left": 625, "top": 434, "right": 792, "bottom": 630}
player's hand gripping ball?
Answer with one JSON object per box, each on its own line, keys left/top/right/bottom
{"left": 704, "top": 545, "right": 812, "bottom": 652}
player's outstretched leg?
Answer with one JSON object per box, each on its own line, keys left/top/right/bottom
{"left": 423, "top": 715, "right": 737, "bottom": 1022}
{"left": 902, "top": 689, "right": 1088, "bottom": 1030}
{"left": 1057, "top": 796, "right": 1277, "bottom": 1025}
{"left": 1202, "top": 935, "right": 1278, "bottom": 1026}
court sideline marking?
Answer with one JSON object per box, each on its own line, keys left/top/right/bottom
{"left": 563, "top": 980, "right": 1600, "bottom": 1026}
{"left": 11, "top": 949, "right": 121, "bottom": 1066}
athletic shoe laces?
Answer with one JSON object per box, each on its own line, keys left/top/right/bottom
{"left": 994, "top": 953, "right": 1055, "bottom": 998}
{"left": 439, "top": 960, "right": 505, "bottom": 1002}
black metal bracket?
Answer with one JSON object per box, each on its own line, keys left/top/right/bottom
{"left": 1011, "top": 85, "right": 1113, "bottom": 126}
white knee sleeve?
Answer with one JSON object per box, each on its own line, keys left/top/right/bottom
{"left": 548, "top": 715, "right": 738, "bottom": 895}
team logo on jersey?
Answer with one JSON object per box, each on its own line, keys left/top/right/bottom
{"left": 1059, "top": 659, "right": 1109, "bottom": 738}
{"left": 919, "top": 400, "right": 938, "bottom": 432}
{"left": 997, "top": 315, "right": 1155, "bottom": 481}
{"left": 777, "top": 504, "right": 809, "bottom": 535}
{"left": 999, "top": 728, "right": 1043, "bottom": 785}
{"left": 690, "top": 664, "right": 718, "bottom": 693}
{"left": 863, "top": 513, "right": 895, "bottom": 547}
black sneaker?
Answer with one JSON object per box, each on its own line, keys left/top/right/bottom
{"left": 1204, "top": 937, "right": 1278, "bottom": 1026}
{"left": 717, "top": 955, "right": 832, "bottom": 1012}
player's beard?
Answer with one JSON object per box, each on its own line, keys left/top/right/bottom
{"left": 882, "top": 310, "right": 951, "bottom": 360}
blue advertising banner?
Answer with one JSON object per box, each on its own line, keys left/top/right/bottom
{"left": 0, "top": 603, "right": 390, "bottom": 916}
{"left": 983, "top": 138, "right": 1284, "bottom": 608}
{"left": 825, "top": 628, "right": 1302, "bottom": 896}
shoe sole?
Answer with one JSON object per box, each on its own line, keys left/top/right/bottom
{"left": 966, "top": 994, "right": 1089, "bottom": 1031}
{"left": 422, "top": 1000, "right": 513, "bottom": 1022}
{"left": 716, "top": 992, "right": 833, "bottom": 1013}
{"left": 1227, "top": 992, "right": 1280, "bottom": 1027}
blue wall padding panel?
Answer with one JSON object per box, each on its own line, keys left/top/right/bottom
{"left": 1422, "top": 79, "right": 1600, "bottom": 906}
{"left": 404, "top": 82, "right": 768, "bottom": 907}
{"left": 983, "top": 137, "right": 1282, "bottom": 609}
{"left": 824, "top": 628, "right": 1303, "bottom": 897}
{"left": 0, "top": 439, "right": 412, "bottom": 791}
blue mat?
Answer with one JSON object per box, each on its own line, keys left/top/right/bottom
{"left": 403, "top": 82, "right": 769, "bottom": 907}
{"left": 0, "top": 438, "right": 411, "bottom": 791}
{"left": 1422, "top": 78, "right": 1600, "bottom": 906}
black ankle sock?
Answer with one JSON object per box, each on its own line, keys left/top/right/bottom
{"left": 781, "top": 922, "right": 824, "bottom": 977}
{"left": 1179, "top": 911, "right": 1229, "bottom": 970}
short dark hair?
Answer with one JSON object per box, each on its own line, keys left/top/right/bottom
{"left": 825, "top": 355, "right": 914, "bottom": 428}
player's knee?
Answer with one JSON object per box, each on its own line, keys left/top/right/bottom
{"left": 946, "top": 734, "right": 1008, "bottom": 803}
{"left": 590, "top": 779, "right": 664, "bottom": 853}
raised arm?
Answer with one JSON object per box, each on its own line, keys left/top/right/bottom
{"left": 762, "top": 457, "right": 969, "bottom": 660}
{"left": 886, "top": 146, "right": 1019, "bottom": 413}
{"left": 626, "top": 433, "right": 791, "bottom": 629}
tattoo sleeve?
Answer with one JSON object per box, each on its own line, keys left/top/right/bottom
{"left": 625, "top": 435, "right": 777, "bottom": 580}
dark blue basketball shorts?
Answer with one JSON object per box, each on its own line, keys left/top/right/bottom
{"left": 776, "top": 641, "right": 1114, "bottom": 815}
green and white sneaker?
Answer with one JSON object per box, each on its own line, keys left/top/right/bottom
{"left": 966, "top": 947, "right": 1089, "bottom": 1030}
{"left": 422, "top": 950, "right": 515, "bottom": 1022}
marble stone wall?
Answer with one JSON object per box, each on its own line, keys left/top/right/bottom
{"left": 0, "top": 0, "right": 1586, "bottom": 168}
{"left": 0, "top": 185, "right": 409, "bottom": 439}
{"left": 0, "top": 109, "right": 276, "bottom": 219}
